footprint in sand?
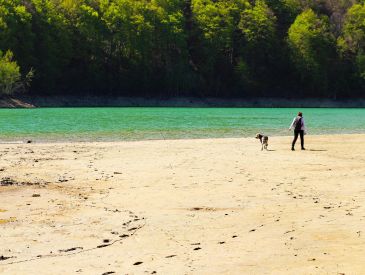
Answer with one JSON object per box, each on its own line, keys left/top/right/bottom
{"left": 58, "top": 247, "right": 83, "bottom": 253}
{"left": 0, "top": 255, "right": 14, "bottom": 261}
{"left": 1, "top": 194, "right": 145, "bottom": 263}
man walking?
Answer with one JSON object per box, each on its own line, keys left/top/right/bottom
{"left": 289, "top": 112, "right": 306, "bottom": 151}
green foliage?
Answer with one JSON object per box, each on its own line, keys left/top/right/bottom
{"left": 240, "top": 0, "right": 276, "bottom": 46}
{"left": 97, "top": 0, "right": 190, "bottom": 94}
{"left": 338, "top": 4, "right": 365, "bottom": 54}
{"left": 265, "top": 0, "right": 301, "bottom": 35}
{"left": 288, "top": 9, "right": 336, "bottom": 93}
{"left": 237, "top": 0, "right": 281, "bottom": 93}
{"left": 338, "top": 3, "right": 365, "bottom": 81}
{"left": 193, "top": 0, "right": 247, "bottom": 48}
{"left": 29, "top": 0, "right": 73, "bottom": 92}
{"left": 1, "top": 0, "right": 365, "bottom": 98}
{"left": 0, "top": 0, "right": 34, "bottom": 70}
{"left": 0, "top": 50, "right": 21, "bottom": 95}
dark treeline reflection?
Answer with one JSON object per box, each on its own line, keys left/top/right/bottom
{"left": 1, "top": 0, "right": 365, "bottom": 98}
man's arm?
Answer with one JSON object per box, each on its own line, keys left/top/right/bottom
{"left": 289, "top": 117, "right": 296, "bottom": 130}
{"left": 302, "top": 118, "right": 306, "bottom": 133}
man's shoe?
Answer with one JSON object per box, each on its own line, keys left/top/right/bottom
{"left": 301, "top": 148, "right": 306, "bottom": 150}
{"left": 291, "top": 148, "right": 295, "bottom": 151}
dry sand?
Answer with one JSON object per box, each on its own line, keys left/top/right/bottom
{"left": 0, "top": 134, "right": 365, "bottom": 274}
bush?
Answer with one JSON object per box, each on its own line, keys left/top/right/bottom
{"left": 0, "top": 50, "right": 21, "bottom": 95}
{"left": 0, "top": 50, "right": 33, "bottom": 96}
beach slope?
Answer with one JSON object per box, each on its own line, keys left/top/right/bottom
{"left": 1, "top": 135, "right": 365, "bottom": 274}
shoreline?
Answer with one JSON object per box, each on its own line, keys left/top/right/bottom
{"left": 1, "top": 132, "right": 364, "bottom": 145}
{"left": 2, "top": 95, "right": 365, "bottom": 108}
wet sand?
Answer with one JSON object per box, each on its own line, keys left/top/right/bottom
{"left": 1, "top": 135, "right": 365, "bottom": 274}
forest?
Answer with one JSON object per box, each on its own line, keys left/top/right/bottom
{"left": 1, "top": 0, "right": 365, "bottom": 98}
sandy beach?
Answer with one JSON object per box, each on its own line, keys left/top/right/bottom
{"left": 1, "top": 134, "right": 365, "bottom": 274}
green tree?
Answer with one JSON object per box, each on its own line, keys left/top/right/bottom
{"left": 99, "top": 0, "right": 191, "bottom": 95}
{"left": 266, "top": 0, "right": 301, "bottom": 36}
{"left": 192, "top": 0, "right": 248, "bottom": 96}
{"left": 288, "top": 9, "right": 336, "bottom": 95}
{"left": 55, "top": 0, "right": 108, "bottom": 93}
{"left": 240, "top": 0, "right": 276, "bottom": 48}
{"left": 0, "top": 0, "right": 364, "bottom": 98}
{"left": 29, "top": 0, "right": 73, "bottom": 93}
{"left": 0, "top": 0, "right": 34, "bottom": 72}
{"left": 338, "top": 3, "right": 365, "bottom": 76}
{"left": 0, "top": 50, "right": 21, "bottom": 95}
{"left": 238, "top": 0, "right": 278, "bottom": 94}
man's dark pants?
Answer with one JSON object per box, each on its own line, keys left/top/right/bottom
{"left": 292, "top": 130, "right": 304, "bottom": 149}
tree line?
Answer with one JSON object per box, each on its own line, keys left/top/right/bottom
{"left": 1, "top": 0, "right": 365, "bottom": 98}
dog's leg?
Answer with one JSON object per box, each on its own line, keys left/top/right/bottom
{"left": 261, "top": 144, "right": 263, "bottom": 151}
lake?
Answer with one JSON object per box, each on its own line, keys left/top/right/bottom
{"left": 0, "top": 108, "right": 364, "bottom": 142}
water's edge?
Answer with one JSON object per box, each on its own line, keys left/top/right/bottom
{"left": 2, "top": 96, "right": 365, "bottom": 108}
{"left": 1, "top": 133, "right": 364, "bottom": 145}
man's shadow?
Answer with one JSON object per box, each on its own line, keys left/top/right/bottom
{"left": 263, "top": 149, "right": 327, "bottom": 152}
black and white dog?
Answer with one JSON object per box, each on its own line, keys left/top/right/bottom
{"left": 255, "top": 133, "right": 269, "bottom": 151}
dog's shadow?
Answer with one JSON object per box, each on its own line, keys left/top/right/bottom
{"left": 266, "top": 149, "right": 276, "bottom": 152}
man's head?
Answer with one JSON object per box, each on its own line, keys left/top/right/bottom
{"left": 298, "top": 112, "right": 303, "bottom": 117}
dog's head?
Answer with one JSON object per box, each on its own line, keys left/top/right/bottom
{"left": 255, "top": 133, "right": 262, "bottom": 139}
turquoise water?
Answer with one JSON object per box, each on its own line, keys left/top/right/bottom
{"left": 0, "top": 108, "right": 364, "bottom": 142}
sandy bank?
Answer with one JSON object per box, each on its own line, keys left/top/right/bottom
{"left": 1, "top": 134, "right": 365, "bottom": 274}
{"left": 1, "top": 95, "right": 365, "bottom": 108}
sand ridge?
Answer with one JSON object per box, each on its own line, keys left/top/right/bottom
{"left": 0, "top": 135, "right": 365, "bottom": 274}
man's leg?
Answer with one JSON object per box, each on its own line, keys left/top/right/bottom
{"left": 300, "top": 130, "right": 305, "bottom": 149}
{"left": 292, "top": 131, "right": 299, "bottom": 150}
